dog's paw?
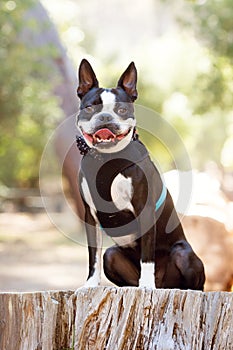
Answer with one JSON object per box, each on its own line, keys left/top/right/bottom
{"left": 138, "top": 275, "right": 156, "bottom": 289}
{"left": 74, "top": 280, "right": 100, "bottom": 295}
{"left": 138, "top": 281, "right": 156, "bottom": 289}
{"left": 139, "top": 262, "right": 156, "bottom": 289}
{"left": 74, "top": 286, "right": 87, "bottom": 295}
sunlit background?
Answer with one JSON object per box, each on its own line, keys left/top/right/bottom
{"left": 0, "top": 0, "right": 233, "bottom": 292}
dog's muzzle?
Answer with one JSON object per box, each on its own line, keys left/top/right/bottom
{"left": 81, "top": 127, "right": 132, "bottom": 146}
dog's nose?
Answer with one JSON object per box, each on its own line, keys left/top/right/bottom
{"left": 99, "top": 113, "right": 113, "bottom": 122}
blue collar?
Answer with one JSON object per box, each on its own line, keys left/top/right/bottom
{"left": 155, "top": 183, "right": 167, "bottom": 211}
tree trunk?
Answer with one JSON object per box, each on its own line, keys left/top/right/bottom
{"left": 23, "top": 1, "right": 84, "bottom": 219}
{"left": 0, "top": 288, "right": 232, "bottom": 350}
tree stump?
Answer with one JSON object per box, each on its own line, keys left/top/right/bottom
{"left": 0, "top": 288, "right": 232, "bottom": 350}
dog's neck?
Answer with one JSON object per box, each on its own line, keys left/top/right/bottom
{"left": 76, "top": 128, "right": 139, "bottom": 157}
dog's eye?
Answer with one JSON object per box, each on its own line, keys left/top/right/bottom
{"left": 84, "top": 106, "right": 95, "bottom": 113}
{"left": 118, "top": 107, "right": 127, "bottom": 115}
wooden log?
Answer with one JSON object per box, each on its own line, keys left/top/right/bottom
{"left": 0, "top": 288, "right": 232, "bottom": 350}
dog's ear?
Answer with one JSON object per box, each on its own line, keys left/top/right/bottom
{"left": 77, "top": 59, "right": 99, "bottom": 99}
{"left": 117, "top": 62, "right": 137, "bottom": 101}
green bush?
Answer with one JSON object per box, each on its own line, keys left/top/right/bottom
{"left": 0, "top": 0, "right": 61, "bottom": 187}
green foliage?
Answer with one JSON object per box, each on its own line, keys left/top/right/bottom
{"left": 190, "top": 0, "right": 233, "bottom": 59}
{"left": 1, "top": 0, "right": 233, "bottom": 190}
{"left": 179, "top": 0, "right": 233, "bottom": 169}
{"left": 0, "top": 0, "right": 61, "bottom": 187}
{"left": 146, "top": 1, "right": 233, "bottom": 170}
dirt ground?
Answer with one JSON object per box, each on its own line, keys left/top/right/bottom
{"left": 1, "top": 211, "right": 232, "bottom": 292}
{"left": 0, "top": 212, "right": 112, "bottom": 292}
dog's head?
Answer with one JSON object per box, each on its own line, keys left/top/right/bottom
{"left": 76, "top": 59, "right": 137, "bottom": 153}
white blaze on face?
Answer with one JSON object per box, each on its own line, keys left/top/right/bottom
{"left": 77, "top": 90, "right": 117, "bottom": 137}
{"left": 97, "top": 89, "right": 136, "bottom": 153}
{"left": 100, "top": 90, "right": 116, "bottom": 111}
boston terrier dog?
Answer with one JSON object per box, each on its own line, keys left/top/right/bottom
{"left": 76, "top": 59, "right": 205, "bottom": 290}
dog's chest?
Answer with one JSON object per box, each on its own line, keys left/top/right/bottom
{"left": 79, "top": 140, "right": 150, "bottom": 238}
{"left": 81, "top": 171, "right": 138, "bottom": 244}
{"left": 81, "top": 172, "right": 134, "bottom": 215}
{"left": 110, "top": 174, "right": 134, "bottom": 213}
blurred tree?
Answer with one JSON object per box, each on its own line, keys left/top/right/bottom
{"left": 189, "top": 0, "right": 233, "bottom": 59}
{"left": 0, "top": 0, "right": 61, "bottom": 187}
{"left": 6, "top": 0, "right": 232, "bottom": 183}
{"left": 179, "top": 0, "right": 233, "bottom": 169}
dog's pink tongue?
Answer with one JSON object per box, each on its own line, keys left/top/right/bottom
{"left": 94, "top": 128, "right": 115, "bottom": 141}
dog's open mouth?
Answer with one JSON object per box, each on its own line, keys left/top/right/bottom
{"left": 82, "top": 128, "right": 131, "bottom": 145}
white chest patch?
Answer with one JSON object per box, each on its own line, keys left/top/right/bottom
{"left": 112, "top": 232, "right": 137, "bottom": 247}
{"left": 111, "top": 174, "right": 134, "bottom": 213}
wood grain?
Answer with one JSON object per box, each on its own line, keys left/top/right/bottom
{"left": 0, "top": 288, "right": 232, "bottom": 350}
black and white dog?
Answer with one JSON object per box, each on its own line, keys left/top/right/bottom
{"left": 76, "top": 59, "right": 205, "bottom": 290}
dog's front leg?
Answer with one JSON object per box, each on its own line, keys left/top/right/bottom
{"left": 137, "top": 205, "right": 156, "bottom": 288}
{"left": 139, "top": 236, "right": 156, "bottom": 288}
{"left": 76, "top": 206, "right": 102, "bottom": 292}
{"left": 85, "top": 225, "right": 102, "bottom": 287}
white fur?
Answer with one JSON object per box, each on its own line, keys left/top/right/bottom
{"left": 100, "top": 90, "right": 116, "bottom": 109}
{"left": 81, "top": 177, "right": 98, "bottom": 222}
{"left": 139, "top": 262, "right": 156, "bottom": 288}
{"left": 83, "top": 256, "right": 100, "bottom": 287}
{"left": 113, "top": 232, "right": 137, "bottom": 247}
{"left": 111, "top": 174, "right": 134, "bottom": 213}
{"left": 84, "top": 225, "right": 102, "bottom": 288}
{"left": 97, "top": 126, "right": 135, "bottom": 153}
{"left": 75, "top": 225, "right": 102, "bottom": 292}
{"left": 79, "top": 179, "right": 103, "bottom": 289}
{"left": 78, "top": 113, "right": 136, "bottom": 136}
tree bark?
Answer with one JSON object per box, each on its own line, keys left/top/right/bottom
{"left": 0, "top": 288, "right": 232, "bottom": 350}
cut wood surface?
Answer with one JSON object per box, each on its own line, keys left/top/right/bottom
{"left": 0, "top": 288, "right": 232, "bottom": 350}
